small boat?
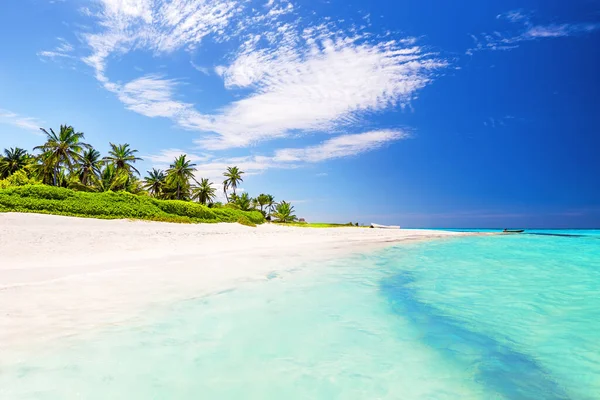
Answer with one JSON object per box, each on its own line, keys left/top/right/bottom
{"left": 370, "top": 223, "right": 401, "bottom": 229}
{"left": 503, "top": 229, "right": 524, "bottom": 233}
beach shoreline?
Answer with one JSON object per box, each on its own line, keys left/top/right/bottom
{"left": 0, "top": 212, "right": 473, "bottom": 354}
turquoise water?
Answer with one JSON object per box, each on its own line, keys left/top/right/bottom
{"left": 2, "top": 233, "right": 599, "bottom": 399}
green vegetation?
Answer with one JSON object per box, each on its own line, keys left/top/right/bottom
{"left": 222, "top": 166, "right": 243, "bottom": 203}
{"left": 0, "top": 185, "right": 264, "bottom": 224}
{"left": 0, "top": 123, "right": 302, "bottom": 226}
{"left": 272, "top": 201, "right": 297, "bottom": 223}
{"left": 279, "top": 222, "right": 364, "bottom": 228}
{"left": 236, "top": 215, "right": 257, "bottom": 227}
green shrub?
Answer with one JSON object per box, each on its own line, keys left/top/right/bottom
{"left": 236, "top": 215, "right": 257, "bottom": 227}
{"left": 0, "top": 170, "right": 39, "bottom": 189}
{"left": 212, "top": 208, "right": 264, "bottom": 224}
{"left": 155, "top": 199, "right": 217, "bottom": 219}
{"left": 0, "top": 184, "right": 265, "bottom": 225}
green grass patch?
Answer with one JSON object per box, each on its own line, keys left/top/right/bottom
{"left": 275, "top": 222, "right": 365, "bottom": 228}
{"left": 0, "top": 185, "right": 264, "bottom": 224}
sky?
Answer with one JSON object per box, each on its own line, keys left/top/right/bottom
{"left": 0, "top": 0, "right": 599, "bottom": 228}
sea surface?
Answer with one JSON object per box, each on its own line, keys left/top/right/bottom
{"left": 2, "top": 231, "right": 599, "bottom": 399}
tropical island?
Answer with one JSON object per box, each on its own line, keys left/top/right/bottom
{"left": 0, "top": 124, "right": 300, "bottom": 226}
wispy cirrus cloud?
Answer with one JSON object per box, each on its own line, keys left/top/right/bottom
{"left": 0, "top": 109, "right": 44, "bottom": 133}
{"left": 82, "top": 0, "right": 239, "bottom": 84}
{"left": 147, "top": 129, "right": 408, "bottom": 183}
{"left": 38, "top": 37, "right": 75, "bottom": 60}
{"left": 272, "top": 130, "right": 408, "bottom": 163}
{"left": 77, "top": 0, "right": 445, "bottom": 150}
{"left": 467, "top": 9, "right": 600, "bottom": 54}
{"left": 143, "top": 148, "right": 213, "bottom": 165}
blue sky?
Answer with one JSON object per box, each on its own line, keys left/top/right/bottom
{"left": 1, "top": 0, "right": 599, "bottom": 228}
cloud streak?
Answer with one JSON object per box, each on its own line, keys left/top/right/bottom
{"left": 0, "top": 109, "right": 44, "bottom": 133}
{"left": 467, "top": 10, "right": 600, "bottom": 54}
{"left": 38, "top": 37, "right": 75, "bottom": 60}
{"left": 147, "top": 129, "right": 408, "bottom": 183}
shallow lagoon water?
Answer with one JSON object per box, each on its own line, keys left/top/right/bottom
{"left": 2, "top": 233, "right": 599, "bottom": 399}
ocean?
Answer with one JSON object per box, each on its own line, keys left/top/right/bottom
{"left": 2, "top": 231, "right": 599, "bottom": 399}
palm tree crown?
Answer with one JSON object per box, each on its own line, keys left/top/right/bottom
{"left": 104, "top": 143, "right": 142, "bottom": 175}
{"left": 223, "top": 166, "right": 244, "bottom": 202}
{"left": 0, "top": 147, "right": 29, "bottom": 178}
{"left": 166, "top": 154, "right": 197, "bottom": 200}
{"left": 34, "top": 125, "right": 89, "bottom": 186}
{"left": 264, "top": 194, "right": 275, "bottom": 218}
{"left": 234, "top": 192, "right": 253, "bottom": 211}
{"left": 78, "top": 148, "right": 103, "bottom": 186}
{"left": 144, "top": 168, "right": 166, "bottom": 198}
{"left": 273, "top": 201, "right": 297, "bottom": 223}
{"left": 191, "top": 178, "right": 216, "bottom": 205}
{"left": 255, "top": 193, "right": 273, "bottom": 214}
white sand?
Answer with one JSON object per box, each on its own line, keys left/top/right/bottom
{"left": 0, "top": 212, "right": 465, "bottom": 353}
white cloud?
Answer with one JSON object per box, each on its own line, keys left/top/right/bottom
{"left": 496, "top": 10, "right": 529, "bottom": 23}
{"left": 524, "top": 23, "right": 599, "bottom": 38}
{"left": 469, "top": 10, "right": 600, "bottom": 54}
{"left": 143, "top": 148, "right": 213, "bottom": 166}
{"left": 192, "top": 33, "right": 442, "bottom": 149}
{"left": 146, "top": 129, "right": 407, "bottom": 186}
{"left": 272, "top": 130, "right": 407, "bottom": 162}
{"left": 117, "top": 74, "right": 193, "bottom": 118}
{"left": 190, "top": 61, "right": 210, "bottom": 75}
{"left": 0, "top": 109, "right": 44, "bottom": 133}
{"left": 79, "top": 0, "right": 445, "bottom": 150}
{"left": 82, "top": 0, "right": 239, "bottom": 83}
{"left": 38, "top": 37, "right": 75, "bottom": 60}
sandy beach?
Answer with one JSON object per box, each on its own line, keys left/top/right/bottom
{"left": 0, "top": 213, "right": 465, "bottom": 353}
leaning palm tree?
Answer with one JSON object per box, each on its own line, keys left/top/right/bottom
{"left": 77, "top": 148, "right": 103, "bottom": 186}
{"left": 0, "top": 147, "right": 29, "bottom": 178}
{"left": 191, "top": 178, "right": 216, "bottom": 205}
{"left": 104, "top": 143, "right": 142, "bottom": 176}
{"left": 34, "top": 125, "right": 89, "bottom": 186}
{"left": 166, "top": 155, "right": 197, "bottom": 200}
{"left": 144, "top": 168, "right": 166, "bottom": 198}
{"left": 272, "top": 201, "right": 297, "bottom": 223}
{"left": 222, "top": 166, "right": 244, "bottom": 202}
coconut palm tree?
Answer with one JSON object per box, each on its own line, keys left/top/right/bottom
{"left": 0, "top": 147, "right": 29, "bottom": 178}
{"left": 255, "top": 193, "right": 271, "bottom": 215}
{"left": 104, "top": 143, "right": 142, "bottom": 176}
{"left": 34, "top": 125, "right": 89, "bottom": 186}
{"left": 144, "top": 168, "right": 166, "bottom": 198}
{"left": 77, "top": 148, "right": 103, "bottom": 186}
{"left": 191, "top": 178, "right": 216, "bottom": 205}
{"left": 272, "top": 201, "right": 297, "bottom": 223}
{"left": 234, "top": 192, "right": 253, "bottom": 211}
{"left": 166, "top": 155, "right": 197, "bottom": 200}
{"left": 264, "top": 194, "right": 275, "bottom": 218}
{"left": 222, "top": 166, "right": 244, "bottom": 203}
{"left": 89, "top": 164, "right": 130, "bottom": 192}
{"left": 30, "top": 152, "right": 55, "bottom": 185}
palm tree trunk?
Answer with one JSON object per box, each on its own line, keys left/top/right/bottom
{"left": 224, "top": 186, "right": 229, "bottom": 203}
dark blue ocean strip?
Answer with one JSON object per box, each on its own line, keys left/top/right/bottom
{"left": 380, "top": 272, "right": 570, "bottom": 399}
